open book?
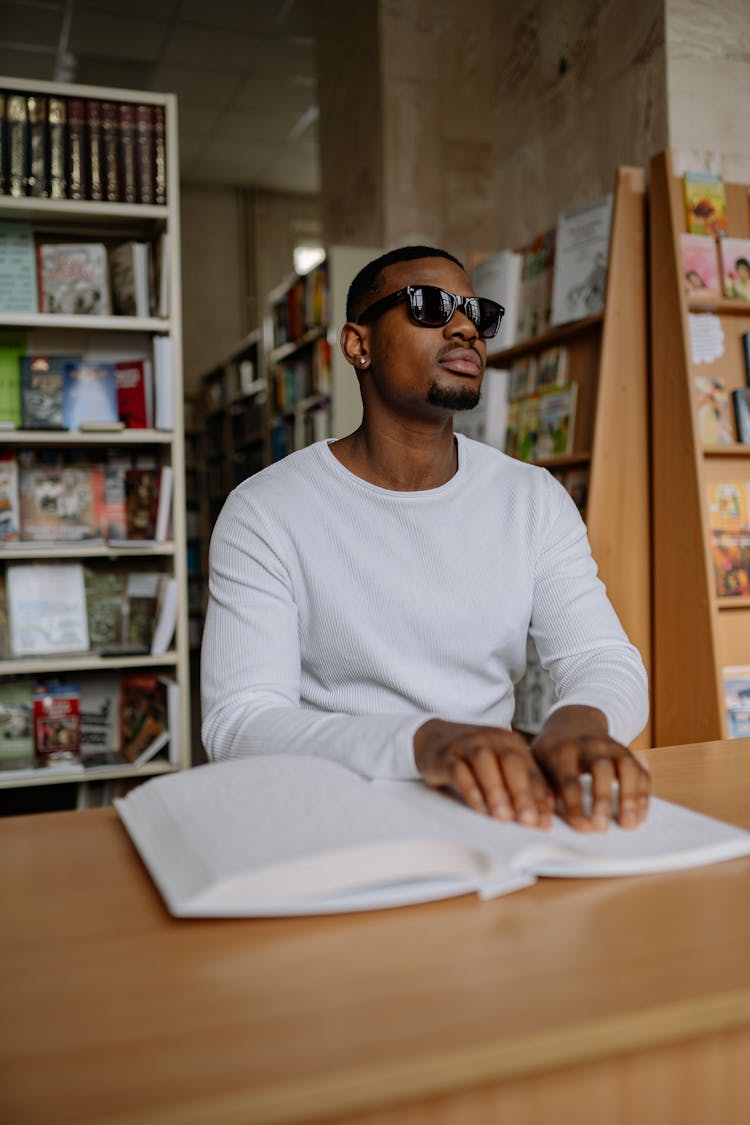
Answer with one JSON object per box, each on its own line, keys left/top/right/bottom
{"left": 114, "top": 754, "right": 750, "bottom": 918}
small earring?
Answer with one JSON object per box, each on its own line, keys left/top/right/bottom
{"left": 359, "top": 357, "right": 367, "bottom": 366}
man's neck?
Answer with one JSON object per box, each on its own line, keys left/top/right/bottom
{"left": 330, "top": 420, "right": 458, "bottom": 491}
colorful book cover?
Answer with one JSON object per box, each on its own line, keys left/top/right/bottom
{"left": 535, "top": 346, "right": 569, "bottom": 389}
{"left": 79, "top": 673, "right": 122, "bottom": 760}
{"left": 62, "top": 362, "right": 118, "bottom": 429}
{"left": 37, "top": 242, "right": 111, "bottom": 315}
{"left": 120, "top": 673, "right": 169, "bottom": 764}
{"left": 0, "top": 221, "right": 38, "bottom": 314}
{"left": 84, "top": 569, "right": 128, "bottom": 651}
{"left": 19, "top": 462, "right": 104, "bottom": 542}
{"left": 33, "top": 682, "right": 81, "bottom": 764}
{"left": 683, "top": 171, "right": 729, "bottom": 238}
{"left": 504, "top": 399, "right": 520, "bottom": 459}
{"left": 693, "top": 374, "right": 734, "bottom": 445}
{"left": 508, "top": 356, "right": 537, "bottom": 400}
{"left": 536, "top": 383, "right": 577, "bottom": 458}
{"left": 679, "top": 233, "right": 721, "bottom": 297}
{"left": 718, "top": 237, "right": 750, "bottom": 300}
{"left": 723, "top": 667, "right": 750, "bottom": 738}
{"left": 7, "top": 562, "right": 90, "bottom": 657}
{"left": 516, "top": 394, "right": 542, "bottom": 463}
{"left": 0, "top": 680, "right": 34, "bottom": 767}
{"left": 706, "top": 481, "right": 750, "bottom": 532}
{"left": 0, "top": 330, "right": 27, "bottom": 427}
{"left": 551, "top": 194, "right": 613, "bottom": 325}
{"left": 707, "top": 481, "right": 750, "bottom": 598}
{"left": 115, "top": 358, "right": 152, "bottom": 428}
{"left": 0, "top": 451, "right": 19, "bottom": 542}
{"left": 20, "top": 354, "right": 80, "bottom": 429}
{"left": 515, "top": 231, "right": 555, "bottom": 342}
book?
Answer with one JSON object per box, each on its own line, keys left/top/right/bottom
{"left": 515, "top": 231, "right": 555, "bottom": 342}
{"left": 26, "top": 94, "right": 47, "bottom": 198}
{"left": 153, "top": 106, "right": 167, "bottom": 205}
{"left": 134, "top": 104, "right": 155, "bottom": 205}
{"left": 706, "top": 481, "right": 750, "bottom": 597}
{"left": 733, "top": 388, "right": 750, "bottom": 443}
{"left": 101, "top": 102, "right": 120, "bottom": 202}
{"left": 114, "top": 753, "right": 750, "bottom": 918}
{"left": 33, "top": 681, "right": 81, "bottom": 766}
{"left": 84, "top": 568, "right": 127, "bottom": 651}
{"left": 718, "top": 237, "right": 750, "bottom": 300}
{"left": 86, "top": 100, "right": 104, "bottom": 202}
{"left": 6, "top": 93, "right": 26, "bottom": 198}
{"left": 0, "top": 330, "right": 26, "bottom": 426}
{"left": 535, "top": 346, "right": 568, "bottom": 389}
{"left": 0, "top": 450, "right": 19, "bottom": 542}
{"left": 19, "top": 461, "right": 104, "bottom": 542}
{"left": 0, "top": 680, "right": 34, "bottom": 769}
{"left": 0, "top": 220, "right": 38, "bottom": 314}
{"left": 6, "top": 562, "right": 90, "bottom": 656}
{"left": 37, "top": 243, "right": 111, "bottom": 316}
{"left": 62, "top": 361, "right": 118, "bottom": 429}
{"left": 115, "top": 358, "right": 152, "bottom": 428}
{"left": 110, "top": 242, "right": 151, "bottom": 318}
{"left": 470, "top": 249, "right": 522, "bottom": 349}
{"left": 693, "top": 374, "right": 734, "bottom": 445}
{"left": 79, "top": 673, "right": 121, "bottom": 761}
{"left": 150, "top": 231, "right": 170, "bottom": 318}
{"left": 66, "top": 98, "right": 86, "bottom": 200}
{"left": 508, "top": 356, "right": 537, "bottom": 400}
{"left": 118, "top": 103, "right": 137, "bottom": 204}
{"left": 551, "top": 194, "right": 613, "bottom": 326}
{"left": 679, "top": 233, "right": 721, "bottom": 297}
{"left": 119, "top": 465, "right": 173, "bottom": 542}
{"left": 560, "top": 466, "right": 589, "bottom": 520}
{"left": 515, "top": 394, "right": 542, "bottom": 463}
{"left": 722, "top": 667, "right": 750, "bottom": 739}
{"left": 683, "top": 171, "right": 729, "bottom": 238}
{"left": 150, "top": 576, "right": 178, "bottom": 655}
{"left": 20, "top": 354, "right": 79, "bottom": 429}
{"left": 536, "top": 383, "right": 577, "bottom": 458}
{"left": 120, "top": 672, "right": 174, "bottom": 765}
{"left": 706, "top": 480, "right": 750, "bottom": 532}
{"left": 153, "top": 335, "right": 174, "bottom": 429}
{"left": 123, "top": 571, "right": 163, "bottom": 652}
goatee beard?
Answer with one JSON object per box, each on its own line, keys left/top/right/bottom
{"left": 427, "top": 382, "right": 481, "bottom": 411}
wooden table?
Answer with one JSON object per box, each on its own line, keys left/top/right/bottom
{"left": 3, "top": 739, "right": 750, "bottom": 1125}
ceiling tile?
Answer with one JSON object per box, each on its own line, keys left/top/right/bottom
{"left": 0, "top": 46, "right": 55, "bottom": 82}
{"left": 77, "top": 0, "right": 181, "bottom": 17}
{"left": 151, "top": 63, "right": 241, "bottom": 106}
{"left": 0, "top": 2, "right": 63, "bottom": 49}
{"left": 213, "top": 105, "right": 301, "bottom": 143}
{"left": 69, "top": 11, "right": 169, "bottom": 62}
{"left": 178, "top": 1, "right": 281, "bottom": 34}
{"left": 161, "top": 24, "right": 262, "bottom": 70}
{"left": 232, "top": 72, "right": 313, "bottom": 113}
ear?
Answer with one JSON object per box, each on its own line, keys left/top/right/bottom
{"left": 340, "top": 322, "right": 370, "bottom": 371}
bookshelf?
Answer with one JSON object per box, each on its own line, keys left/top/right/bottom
{"left": 0, "top": 75, "right": 190, "bottom": 801}
{"left": 485, "top": 166, "right": 652, "bottom": 749}
{"left": 649, "top": 150, "right": 750, "bottom": 745}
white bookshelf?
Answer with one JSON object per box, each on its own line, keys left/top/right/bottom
{"left": 0, "top": 74, "right": 190, "bottom": 797}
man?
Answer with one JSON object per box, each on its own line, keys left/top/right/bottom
{"left": 202, "top": 246, "right": 650, "bottom": 833}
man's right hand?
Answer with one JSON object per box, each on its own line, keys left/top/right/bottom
{"left": 413, "top": 718, "right": 555, "bottom": 828}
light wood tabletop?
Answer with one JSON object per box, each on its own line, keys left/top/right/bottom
{"left": 2, "top": 739, "right": 750, "bottom": 1125}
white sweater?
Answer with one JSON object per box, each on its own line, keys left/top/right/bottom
{"left": 201, "top": 435, "right": 648, "bottom": 778}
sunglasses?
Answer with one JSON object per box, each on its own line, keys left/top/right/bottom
{"left": 355, "top": 285, "right": 504, "bottom": 339}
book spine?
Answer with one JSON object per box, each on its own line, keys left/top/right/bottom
{"left": 0, "top": 93, "right": 6, "bottom": 195}
{"left": 26, "top": 94, "right": 48, "bottom": 198}
{"left": 134, "top": 104, "right": 155, "bottom": 204}
{"left": 48, "top": 96, "right": 67, "bottom": 199}
{"left": 118, "top": 102, "right": 137, "bottom": 204}
{"left": 743, "top": 332, "right": 750, "bottom": 386}
{"left": 67, "top": 98, "right": 87, "bottom": 200}
{"left": 7, "top": 94, "right": 27, "bottom": 198}
{"left": 732, "top": 389, "right": 750, "bottom": 444}
{"left": 153, "top": 106, "right": 167, "bottom": 205}
{"left": 86, "top": 100, "right": 104, "bottom": 201}
{"left": 101, "top": 102, "right": 120, "bottom": 202}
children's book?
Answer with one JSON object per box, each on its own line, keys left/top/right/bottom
{"left": 508, "top": 356, "right": 537, "bottom": 400}
{"left": 693, "top": 374, "right": 734, "bottom": 445}
{"left": 722, "top": 667, "right": 750, "bottom": 739}
{"left": 535, "top": 346, "right": 568, "bottom": 389}
{"left": 0, "top": 330, "right": 27, "bottom": 427}
{"left": 551, "top": 194, "right": 613, "bottom": 325}
{"left": 515, "top": 231, "right": 555, "bottom": 342}
{"left": 706, "top": 481, "right": 750, "bottom": 597}
{"left": 683, "top": 171, "right": 729, "bottom": 238}
{"left": 33, "top": 681, "right": 81, "bottom": 765}
{"left": 19, "top": 462, "right": 104, "bottom": 542}
{"left": 0, "top": 221, "right": 38, "bottom": 314}
{"left": 718, "top": 237, "right": 750, "bottom": 300}
{"left": 515, "top": 394, "right": 542, "bottom": 463}
{"left": 536, "top": 383, "right": 577, "bottom": 458}
{"left": 120, "top": 672, "right": 178, "bottom": 766}
{"left": 6, "top": 561, "right": 90, "bottom": 656}
{"left": 114, "top": 753, "right": 750, "bottom": 918}
{"left": 79, "top": 673, "right": 122, "bottom": 761}
{"left": 115, "top": 358, "right": 153, "bottom": 428}
{"left": 0, "top": 680, "right": 34, "bottom": 769}
{"left": 37, "top": 242, "right": 111, "bottom": 315}
{"left": 679, "top": 233, "right": 721, "bottom": 298}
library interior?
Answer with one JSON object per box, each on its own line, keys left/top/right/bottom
{"left": 2, "top": 2, "right": 750, "bottom": 1124}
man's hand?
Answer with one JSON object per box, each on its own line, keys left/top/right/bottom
{"left": 530, "top": 705, "right": 651, "bottom": 831}
{"left": 413, "top": 718, "right": 555, "bottom": 829}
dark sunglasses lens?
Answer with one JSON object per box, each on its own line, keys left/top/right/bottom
{"left": 476, "top": 298, "right": 503, "bottom": 338}
{"left": 410, "top": 286, "right": 453, "bottom": 326}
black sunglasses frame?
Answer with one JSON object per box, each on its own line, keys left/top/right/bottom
{"left": 355, "top": 285, "right": 504, "bottom": 339}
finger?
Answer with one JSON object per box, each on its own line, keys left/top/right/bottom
{"left": 538, "top": 740, "right": 593, "bottom": 832}
{"left": 528, "top": 768, "right": 556, "bottom": 829}
{"left": 588, "top": 752, "right": 617, "bottom": 831}
{"left": 616, "top": 754, "right": 651, "bottom": 828}
{"left": 498, "top": 746, "right": 545, "bottom": 827}
{"left": 471, "top": 747, "right": 513, "bottom": 821}
{"left": 448, "top": 757, "right": 488, "bottom": 815}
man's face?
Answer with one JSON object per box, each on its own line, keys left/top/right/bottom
{"left": 359, "top": 256, "right": 487, "bottom": 420}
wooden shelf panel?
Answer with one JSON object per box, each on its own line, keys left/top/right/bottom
{"left": 0, "top": 428, "right": 172, "bottom": 445}
{"left": 688, "top": 295, "right": 750, "bottom": 315}
{"left": 487, "top": 314, "right": 603, "bottom": 365}
{"left": 717, "top": 596, "right": 750, "bottom": 611}
{"left": 703, "top": 444, "right": 750, "bottom": 457}
{"left": 0, "top": 651, "right": 178, "bottom": 676}
{"left": 0, "top": 760, "right": 176, "bottom": 790}
{"left": 0, "top": 542, "right": 175, "bottom": 560}
{"left": 0, "top": 312, "right": 171, "bottom": 332}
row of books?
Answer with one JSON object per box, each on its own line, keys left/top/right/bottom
{"left": 0, "top": 671, "right": 179, "bottom": 773}
{"left": 273, "top": 341, "right": 332, "bottom": 413}
{"left": 269, "top": 261, "right": 329, "bottom": 349}
{"left": 0, "top": 226, "right": 169, "bottom": 318}
{"left": 505, "top": 383, "right": 578, "bottom": 463}
{"left": 0, "top": 89, "right": 167, "bottom": 205}
{"left": 707, "top": 480, "right": 750, "bottom": 599}
{"left": 694, "top": 365, "right": 750, "bottom": 447}
{"left": 470, "top": 192, "right": 613, "bottom": 347}
{"left": 0, "top": 452, "right": 173, "bottom": 545}
{"left": 681, "top": 234, "right": 750, "bottom": 301}
{"left": 0, "top": 560, "right": 177, "bottom": 660}
{"left": 0, "top": 348, "right": 173, "bottom": 431}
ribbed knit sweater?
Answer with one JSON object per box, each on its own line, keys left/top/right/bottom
{"left": 201, "top": 434, "right": 648, "bottom": 778}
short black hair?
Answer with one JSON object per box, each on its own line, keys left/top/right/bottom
{"left": 346, "top": 245, "right": 465, "bottom": 322}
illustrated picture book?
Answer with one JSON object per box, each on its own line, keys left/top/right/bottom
{"left": 62, "top": 362, "right": 119, "bottom": 429}
{"left": 683, "top": 171, "right": 729, "bottom": 238}
{"left": 679, "top": 233, "right": 721, "bottom": 298}
{"left": 718, "top": 237, "right": 750, "bottom": 301}
{"left": 6, "top": 561, "right": 89, "bottom": 657}
{"left": 37, "top": 242, "right": 111, "bottom": 315}
{"left": 551, "top": 194, "right": 613, "bottom": 325}
{"left": 706, "top": 480, "right": 750, "bottom": 597}
{"left": 722, "top": 667, "right": 750, "bottom": 739}
{"left": 693, "top": 374, "right": 734, "bottom": 445}
{"left": 515, "top": 230, "right": 555, "bottom": 342}
{"left": 115, "top": 754, "right": 750, "bottom": 918}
